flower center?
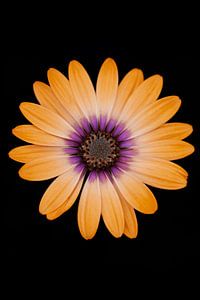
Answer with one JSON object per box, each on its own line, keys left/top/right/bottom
{"left": 79, "top": 131, "right": 120, "bottom": 170}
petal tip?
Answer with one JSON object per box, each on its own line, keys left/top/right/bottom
{"left": 33, "top": 81, "right": 40, "bottom": 87}
{"left": 149, "top": 74, "right": 163, "bottom": 81}
{"left": 112, "top": 231, "right": 124, "bottom": 238}
{"left": 18, "top": 164, "right": 37, "bottom": 181}
{"left": 81, "top": 233, "right": 95, "bottom": 240}
{"left": 152, "top": 74, "right": 163, "bottom": 86}
{"left": 68, "top": 60, "right": 84, "bottom": 76}
{"left": 191, "top": 144, "right": 195, "bottom": 154}
{"left": 47, "top": 68, "right": 58, "bottom": 78}
{"left": 12, "top": 127, "right": 16, "bottom": 134}
{"left": 8, "top": 149, "right": 14, "bottom": 160}
{"left": 39, "top": 203, "right": 46, "bottom": 215}
{"left": 46, "top": 214, "right": 54, "bottom": 221}
{"left": 169, "top": 95, "right": 182, "bottom": 109}
{"left": 151, "top": 204, "right": 158, "bottom": 214}
{"left": 19, "top": 102, "right": 24, "bottom": 109}
{"left": 33, "top": 80, "right": 47, "bottom": 90}
{"left": 12, "top": 126, "right": 20, "bottom": 137}
{"left": 134, "top": 68, "right": 143, "bottom": 74}
{"left": 102, "top": 57, "right": 117, "bottom": 68}
{"left": 186, "top": 144, "right": 195, "bottom": 156}
{"left": 18, "top": 167, "right": 26, "bottom": 180}
{"left": 188, "top": 124, "right": 194, "bottom": 135}
{"left": 125, "top": 231, "right": 138, "bottom": 239}
{"left": 174, "top": 95, "right": 181, "bottom": 101}
{"left": 69, "top": 60, "right": 80, "bottom": 68}
{"left": 48, "top": 67, "right": 56, "bottom": 72}
{"left": 156, "top": 74, "right": 163, "bottom": 80}
{"left": 104, "top": 57, "right": 115, "bottom": 63}
{"left": 19, "top": 102, "right": 28, "bottom": 112}
{"left": 143, "top": 202, "right": 158, "bottom": 215}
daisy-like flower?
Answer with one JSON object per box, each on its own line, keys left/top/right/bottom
{"left": 9, "top": 58, "right": 194, "bottom": 239}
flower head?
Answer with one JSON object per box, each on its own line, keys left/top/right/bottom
{"left": 9, "top": 58, "right": 194, "bottom": 239}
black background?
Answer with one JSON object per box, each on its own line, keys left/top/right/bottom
{"left": 2, "top": 4, "right": 200, "bottom": 294}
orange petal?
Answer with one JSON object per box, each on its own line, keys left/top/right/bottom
{"left": 19, "top": 102, "right": 73, "bottom": 139}
{"left": 96, "top": 58, "right": 118, "bottom": 118}
{"left": 46, "top": 177, "right": 84, "bottom": 220}
{"left": 19, "top": 155, "right": 72, "bottom": 181}
{"left": 130, "top": 157, "right": 188, "bottom": 190}
{"left": 119, "top": 75, "right": 163, "bottom": 124}
{"left": 39, "top": 168, "right": 84, "bottom": 214}
{"left": 136, "top": 123, "right": 193, "bottom": 143}
{"left": 101, "top": 176, "right": 124, "bottom": 238}
{"left": 47, "top": 68, "right": 82, "bottom": 121}
{"left": 113, "top": 173, "right": 158, "bottom": 214}
{"left": 68, "top": 60, "right": 97, "bottom": 119}
{"left": 129, "top": 96, "right": 181, "bottom": 138}
{"left": 78, "top": 175, "right": 101, "bottom": 240}
{"left": 33, "top": 81, "right": 74, "bottom": 124}
{"left": 12, "top": 125, "right": 66, "bottom": 146}
{"left": 120, "top": 197, "right": 138, "bottom": 238}
{"left": 9, "top": 145, "right": 66, "bottom": 163}
{"left": 137, "top": 140, "right": 194, "bottom": 160}
{"left": 111, "top": 68, "right": 144, "bottom": 119}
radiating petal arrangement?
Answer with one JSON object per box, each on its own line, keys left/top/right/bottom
{"left": 9, "top": 58, "right": 194, "bottom": 239}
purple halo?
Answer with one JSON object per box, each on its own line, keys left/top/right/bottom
{"left": 67, "top": 115, "right": 134, "bottom": 180}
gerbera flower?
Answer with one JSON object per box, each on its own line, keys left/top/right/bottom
{"left": 9, "top": 58, "right": 194, "bottom": 239}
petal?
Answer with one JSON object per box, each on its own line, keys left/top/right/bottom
{"left": 137, "top": 140, "right": 194, "bottom": 160}
{"left": 19, "top": 155, "right": 73, "bottom": 181}
{"left": 12, "top": 125, "right": 67, "bottom": 146}
{"left": 96, "top": 58, "right": 118, "bottom": 118}
{"left": 113, "top": 173, "right": 158, "bottom": 214}
{"left": 111, "top": 68, "right": 144, "bottom": 119}
{"left": 39, "top": 168, "right": 84, "bottom": 214}
{"left": 9, "top": 145, "right": 66, "bottom": 163}
{"left": 47, "top": 68, "right": 82, "bottom": 121}
{"left": 46, "top": 177, "right": 84, "bottom": 220}
{"left": 68, "top": 60, "right": 97, "bottom": 119}
{"left": 120, "top": 197, "right": 138, "bottom": 238}
{"left": 33, "top": 81, "right": 74, "bottom": 124}
{"left": 130, "top": 158, "right": 188, "bottom": 190}
{"left": 118, "top": 75, "right": 163, "bottom": 124}
{"left": 101, "top": 175, "right": 124, "bottom": 238}
{"left": 128, "top": 96, "right": 181, "bottom": 138}
{"left": 20, "top": 102, "right": 73, "bottom": 139}
{"left": 78, "top": 175, "right": 101, "bottom": 240}
{"left": 136, "top": 123, "right": 193, "bottom": 143}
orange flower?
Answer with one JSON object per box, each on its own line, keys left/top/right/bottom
{"left": 9, "top": 58, "right": 194, "bottom": 239}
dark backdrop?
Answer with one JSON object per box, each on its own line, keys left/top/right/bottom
{"left": 2, "top": 7, "right": 200, "bottom": 295}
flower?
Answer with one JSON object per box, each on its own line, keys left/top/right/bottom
{"left": 9, "top": 58, "right": 194, "bottom": 239}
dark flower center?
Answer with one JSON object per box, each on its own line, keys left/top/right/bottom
{"left": 79, "top": 131, "right": 120, "bottom": 170}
